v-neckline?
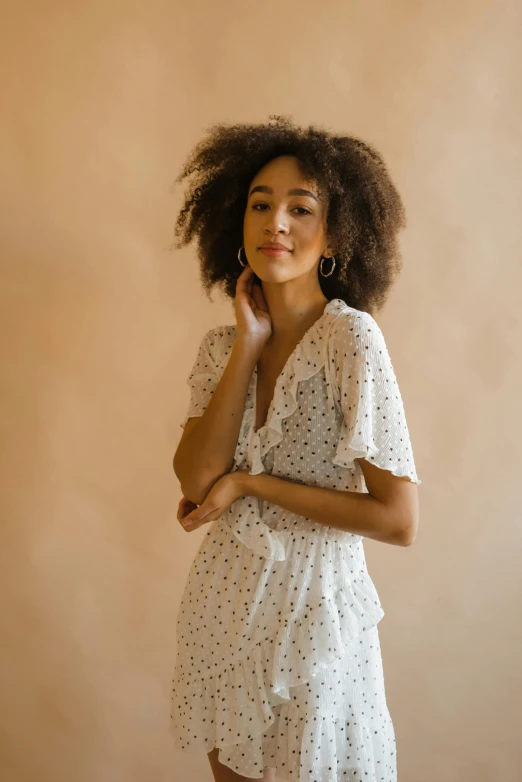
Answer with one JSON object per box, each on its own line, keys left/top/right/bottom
{"left": 252, "top": 354, "right": 292, "bottom": 435}
{"left": 252, "top": 299, "right": 335, "bottom": 435}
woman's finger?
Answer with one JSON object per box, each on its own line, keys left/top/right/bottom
{"left": 183, "top": 503, "right": 218, "bottom": 529}
{"left": 178, "top": 497, "right": 198, "bottom": 523}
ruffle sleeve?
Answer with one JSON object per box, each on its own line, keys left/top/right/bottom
{"left": 180, "top": 328, "right": 220, "bottom": 428}
{"left": 328, "top": 310, "right": 421, "bottom": 485}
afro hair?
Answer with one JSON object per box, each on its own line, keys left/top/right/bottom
{"left": 171, "top": 115, "right": 407, "bottom": 315}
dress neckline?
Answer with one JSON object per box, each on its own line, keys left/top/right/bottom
{"left": 252, "top": 298, "right": 347, "bottom": 434}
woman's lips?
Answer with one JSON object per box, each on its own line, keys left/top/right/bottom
{"left": 258, "top": 247, "right": 290, "bottom": 257}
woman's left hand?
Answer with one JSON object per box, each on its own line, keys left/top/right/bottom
{"left": 178, "top": 471, "right": 247, "bottom": 532}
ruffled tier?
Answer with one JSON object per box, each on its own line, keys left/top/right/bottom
{"left": 221, "top": 493, "right": 287, "bottom": 561}
{"left": 326, "top": 309, "right": 422, "bottom": 486}
{"left": 217, "top": 701, "right": 396, "bottom": 782}
{"left": 172, "top": 696, "right": 395, "bottom": 782}
{"left": 332, "top": 430, "right": 422, "bottom": 485}
{"left": 171, "top": 583, "right": 385, "bottom": 757}
{"left": 172, "top": 518, "right": 383, "bottom": 684}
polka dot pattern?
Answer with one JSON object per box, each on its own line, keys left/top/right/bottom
{"left": 171, "top": 299, "right": 420, "bottom": 780}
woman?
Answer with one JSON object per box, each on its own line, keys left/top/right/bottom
{"left": 170, "top": 115, "right": 421, "bottom": 782}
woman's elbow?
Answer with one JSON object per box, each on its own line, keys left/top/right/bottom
{"left": 173, "top": 458, "right": 222, "bottom": 507}
{"left": 397, "top": 516, "right": 419, "bottom": 547}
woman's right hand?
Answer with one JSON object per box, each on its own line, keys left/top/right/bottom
{"left": 234, "top": 265, "right": 272, "bottom": 350}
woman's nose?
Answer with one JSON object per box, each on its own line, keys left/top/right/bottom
{"left": 264, "top": 209, "right": 289, "bottom": 234}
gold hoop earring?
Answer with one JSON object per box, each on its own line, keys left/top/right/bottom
{"left": 319, "top": 256, "right": 336, "bottom": 277}
{"left": 238, "top": 246, "right": 248, "bottom": 267}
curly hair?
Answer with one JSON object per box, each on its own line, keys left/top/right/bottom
{"left": 171, "top": 115, "right": 407, "bottom": 315}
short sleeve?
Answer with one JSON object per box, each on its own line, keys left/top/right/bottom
{"left": 180, "top": 328, "right": 220, "bottom": 428}
{"left": 329, "top": 311, "right": 421, "bottom": 485}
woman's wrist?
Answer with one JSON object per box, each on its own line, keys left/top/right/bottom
{"left": 232, "top": 337, "right": 262, "bottom": 367}
{"left": 231, "top": 468, "right": 255, "bottom": 499}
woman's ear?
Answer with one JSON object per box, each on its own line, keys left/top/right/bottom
{"left": 323, "top": 243, "right": 336, "bottom": 258}
{"left": 323, "top": 226, "right": 336, "bottom": 257}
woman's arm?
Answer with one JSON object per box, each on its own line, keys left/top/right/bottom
{"left": 174, "top": 337, "right": 259, "bottom": 505}
{"left": 233, "top": 458, "right": 419, "bottom": 547}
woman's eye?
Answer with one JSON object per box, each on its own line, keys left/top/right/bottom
{"left": 252, "top": 203, "right": 311, "bottom": 215}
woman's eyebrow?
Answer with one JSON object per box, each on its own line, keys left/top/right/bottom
{"left": 249, "top": 185, "right": 318, "bottom": 202}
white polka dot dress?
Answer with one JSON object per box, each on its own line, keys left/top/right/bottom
{"left": 170, "top": 299, "right": 421, "bottom": 781}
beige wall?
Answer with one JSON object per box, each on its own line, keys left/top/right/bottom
{"left": 1, "top": 2, "right": 521, "bottom": 780}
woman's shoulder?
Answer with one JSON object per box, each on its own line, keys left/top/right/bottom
{"left": 331, "top": 302, "right": 378, "bottom": 327}
{"left": 326, "top": 304, "right": 391, "bottom": 371}
{"left": 204, "top": 322, "right": 237, "bottom": 341}
{"left": 200, "top": 323, "right": 238, "bottom": 365}
{"left": 327, "top": 303, "right": 381, "bottom": 344}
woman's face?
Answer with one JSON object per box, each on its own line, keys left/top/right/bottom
{"left": 243, "top": 155, "right": 334, "bottom": 284}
